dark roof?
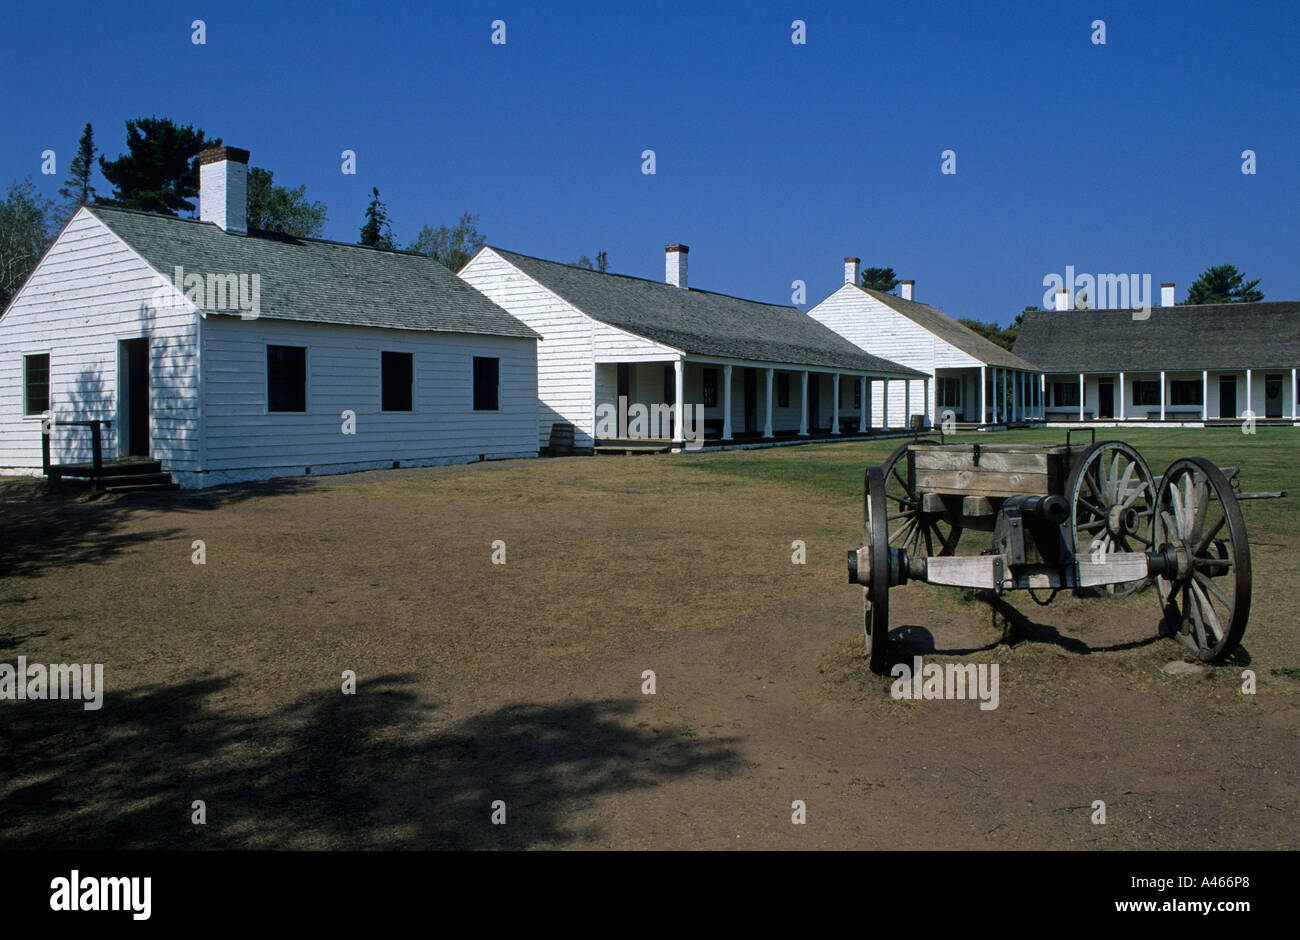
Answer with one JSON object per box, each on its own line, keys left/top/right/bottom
{"left": 488, "top": 248, "right": 924, "bottom": 376}
{"left": 859, "top": 287, "right": 1040, "bottom": 371}
{"left": 1013, "top": 302, "right": 1300, "bottom": 372}
{"left": 86, "top": 206, "right": 538, "bottom": 339}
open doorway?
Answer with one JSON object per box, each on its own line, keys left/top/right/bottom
{"left": 118, "top": 338, "right": 150, "bottom": 457}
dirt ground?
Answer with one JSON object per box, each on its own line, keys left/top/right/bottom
{"left": 1, "top": 434, "right": 1296, "bottom": 850}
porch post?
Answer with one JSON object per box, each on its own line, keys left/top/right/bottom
{"left": 1292, "top": 368, "right": 1297, "bottom": 420}
{"left": 722, "top": 364, "right": 733, "bottom": 441}
{"left": 882, "top": 379, "right": 889, "bottom": 428}
{"left": 831, "top": 373, "right": 840, "bottom": 434}
{"left": 1078, "top": 373, "right": 1084, "bottom": 421}
{"left": 979, "top": 366, "right": 986, "bottom": 426}
{"left": 1039, "top": 373, "right": 1045, "bottom": 421}
{"left": 1202, "top": 370, "right": 1208, "bottom": 422}
{"left": 924, "top": 375, "right": 930, "bottom": 427}
{"left": 1119, "top": 371, "right": 1125, "bottom": 420}
{"left": 904, "top": 379, "right": 911, "bottom": 427}
{"left": 673, "top": 358, "right": 685, "bottom": 443}
{"left": 859, "top": 376, "right": 868, "bottom": 432}
{"left": 1159, "top": 370, "right": 1166, "bottom": 421}
{"left": 799, "top": 371, "right": 809, "bottom": 435}
{"left": 1245, "top": 368, "right": 1253, "bottom": 418}
{"left": 764, "top": 368, "right": 774, "bottom": 438}
{"left": 1011, "top": 370, "right": 1017, "bottom": 422}
{"left": 866, "top": 378, "right": 874, "bottom": 431}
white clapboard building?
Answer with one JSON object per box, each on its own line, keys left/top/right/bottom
{"left": 1014, "top": 287, "right": 1300, "bottom": 425}
{"left": 0, "top": 147, "right": 540, "bottom": 489}
{"left": 807, "top": 259, "right": 1044, "bottom": 427}
{"left": 458, "top": 244, "right": 925, "bottom": 452}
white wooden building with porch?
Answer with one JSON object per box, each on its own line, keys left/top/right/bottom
{"left": 1013, "top": 298, "right": 1300, "bottom": 425}
{"left": 458, "top": 244, "right": 925, "bottom": 451}
{"left": 806, "top": 259, "right": 1044, "bottom": 428}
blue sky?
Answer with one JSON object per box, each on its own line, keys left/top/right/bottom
{"left": 2, "top": 0, "right": 1296, "bottom": 324}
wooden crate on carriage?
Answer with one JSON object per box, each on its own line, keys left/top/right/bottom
{"left": 908, "top": 442, "right": 1081, "bottom": 499}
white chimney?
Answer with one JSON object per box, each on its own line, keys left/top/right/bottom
{"left": 1055, "top": 289, "right": 1069, "bottom": 311}
{"left": 198, "top": 146, "right": 249, "bottom": 235}
{"left": 1161, "top": 282, "right": 1175, "bottom": 306}
{"left": 899, "top": 279, "right": 914, "bottom": 301}
{"left": 665, "top": 244, "right": 688, "bottom": 289}
{"left": 844, "top": 257, "right": 860, "bottom": 285}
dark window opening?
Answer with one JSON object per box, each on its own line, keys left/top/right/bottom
{"left": 1132, "top": 380, "right": 1160, "bottom": 406}
{"left": 24, "top": 354, "right": 50, "bottom": 416}
{"left": 702, "top": 369, "right": 718, "bottom": 408}
{"left": 1052, "top": 381, "right": 1081, "bottom": 407}
{"left": 268, "top": 345, "right": 307, "bottom": 412}
{"left": 777, "top": 373, "right": 790, "bottom": 408}
{"left": 473, "top": 356, "right": 500, "bottom": 411}
{"left": 382, "top": 351, "right": 413, "bottom": 411}
{"left": 1170, "top": 380, "right": 1203, "bottom": 406}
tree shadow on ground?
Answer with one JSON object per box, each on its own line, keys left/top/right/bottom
{"left": 0, "top": 475, "right": 312, "bottom": 580}
{"left": 0, "top": 672, "right": 742, "bottom": 849}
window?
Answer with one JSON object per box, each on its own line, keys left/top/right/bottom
{"left": 1170, "top": 380, "right": 1203, "bottom": 406}
{"left": 938, "top": 376, "right": 961, "bottom": 408}
{"left": 777, "top": 373, "right": 790, "bottom": 408}
{"left": 1052, "top": 381, "right": 1081, "bottom": 407}
{"left": 267, "top": 345, "right": 307, "bottom": 412}
{"left": 23, "top": 354, "right": 50, "bottom": 416}
{"left": 702, "top": 369, "right": 718, "bottom": 408}
{"left": 473, "top": 356, "right": 499, "bottom": 411}
{"left": 1132, "top": 380, "right": 1160, "bottom": 406}
{"left": 382, "top": 351, "right": 413, "bottom": 412}
{"left": 853, "top": 380, "right": 861, "bottom": 408}
{"left": 662, "top": 365, "right": 676, "bottom": 406}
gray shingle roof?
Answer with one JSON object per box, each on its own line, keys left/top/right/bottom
{"left": 87, "top": 206, "right": 538, "bottom": 339}
{"left": 1013, "top": 302, "right": 1300, "bottom": 372}
{"left": 489, "top": 248, "right": 924, "bottom": 376}
{"left": 859, "top": 287, "right": 1041, "bottom": 371}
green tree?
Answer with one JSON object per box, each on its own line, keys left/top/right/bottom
{"left": 860, "top": 267, "right": 900, "bottom": 292}
{"left": 409, "top": 212, "right": 484, "bottom": 271}
{"left": 246, "top": 167, "right": 327, "bottom": 237}
{"left": 1181, "top": 264, "right": 1264, "bottom": 305}
{"left": 596, "top": 250, "right": 608, "bottom": 273}
{"left": 0, "top": 178, "right": 56, "bottom": 311}
{"left": 56, "top": 122, "right": 97, "bottom": 224}
{"left": 359, "top": 188, "right": 396, "bottom": 249}
{"left": 569, "top": 250, "right": 609, "bottom": 272}
{"left": 97, "top": 118, "right": 220, "bottom": 215}
{"left": 571, "top": 256, "right": 594, "bottom": 269}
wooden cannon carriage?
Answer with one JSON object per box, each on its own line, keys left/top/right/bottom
{"left": 847, "top": 432, "right": 1271, "bottom": 671}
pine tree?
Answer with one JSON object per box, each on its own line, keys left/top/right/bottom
{"left": 359, "top": 188, "right": 396, "bottom": 249}
{"left": 57, "top": 123, "right": 97, "bottom": 222}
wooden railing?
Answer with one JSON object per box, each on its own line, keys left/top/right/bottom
{"left": 42, "top": 418, "right": 112, "bottom": 480}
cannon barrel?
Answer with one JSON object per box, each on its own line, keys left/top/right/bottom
{"left": 1002, "top": 493, "right": 1070, "bottom": 525}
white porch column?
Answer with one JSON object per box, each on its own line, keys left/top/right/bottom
{"left": 722, "top": 364, "right": 733, "bottom": 441}
{"left": 904, "top": 379, "right": 911, "bottom": 426}
{"left": 1245, "top": 368, "right": 1253, "bottom": 417}
{"left": 1039, "top": 374, "right": 1045, "bottom": 421}
{"left": 1292, "top": 368, "right": 1298, "bottom": 420}
{"left": 1202, "top": 370, "right": 1208, "bottom": 422}
{"left": 924, "top": 376, "right": 930, "bottom": 426}
{"left": 882, "top": 379, "right": 890, "bottom": 428}
{"left": 859, "top": 377, "right": 868, "bottom": 432}
{"left": 1078, "top": 373, "right": 1084, "bottom": 421}
{"left": 799, "top": 370, "right": 809, "bottom": 435}
{"left": 673, "top": 358, "right": 685, "bottom": 442}
{"left": 831, "top": 374, "right": 841, "bottom": 434}
{"left": 979, "top": 366, "right": 987, "bottom": 426}
{"left": 1119, "top": 371, "right": 1125, "bottom": 420}
{"left": 764, "top": 368, "right": 774, "bottom": 438}
{"left": 1011, "top": 370, "right": 1017, "bottom": 422}
{"left": 1159, "top": 370, "right": 1166, "bottom": 421}
{"left": 866, "top": 378, "right": 874, "bottom": 430}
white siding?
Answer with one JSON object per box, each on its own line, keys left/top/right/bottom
{"left": 0, "top": 209, "right": 200, "bottom": 472}
{"left": 460, "top": 248, "right": 676, "bottom": 448}
{"left": 808, "top": 284, "right": 979, "bottom": 425}
{"left": 196, "top": 316, "right": 537, "bottom": 487}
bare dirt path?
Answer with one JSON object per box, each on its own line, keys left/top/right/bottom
{"left": 1, "top": 449, "right": 1296, "bottom": 850}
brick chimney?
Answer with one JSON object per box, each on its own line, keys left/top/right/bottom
{"left": 1055, "top": 289, "right": 1069, "bottom": 311}
{"left": 844, "top": 257, "right": 860, "bottom": 285}
{"left": 899, "top": 279, "right": 914, "bottom": 301}
{"left": 1161, "top": 282, "right": 1175, "bottom": 306}
{"left": 665, "top": 244, "right": 688, "bottom": 289}
{"left": 198, "top": 146, "right": 250, "bottom": 235}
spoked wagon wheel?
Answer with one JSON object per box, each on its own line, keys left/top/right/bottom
{"left": 1153, "top": 458, "right": 1251, "bottom": 662}
{"left": 862, "top": 466, "right": 891, "bottom": 674}
{"left": 881, "top": 440, "right": 962, "bottom": 557}
{"left": 1065, "top": 441, "right": 1156, "bottom": 597}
